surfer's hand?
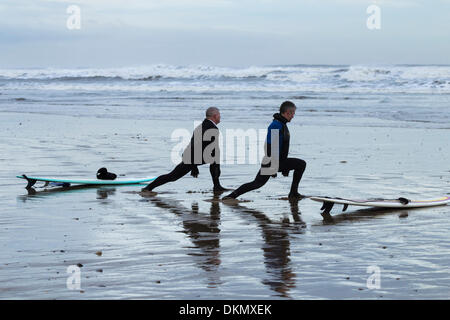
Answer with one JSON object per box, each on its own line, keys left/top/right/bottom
{"left": 282, "top": 170, "right": 289, "bottom": 177}
{"left": 191, "top": 166, "right": 199, "bottom": 178}
{"left": 271, "top": 173, "right": 277, "bottom": 178}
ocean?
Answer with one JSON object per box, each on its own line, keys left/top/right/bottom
{"left": 1, "top": 64, "right": 449, "bottom": 127}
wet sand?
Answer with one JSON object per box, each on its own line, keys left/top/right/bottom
{"left": 0, "top": 111, "right": 449, "bottom": 299}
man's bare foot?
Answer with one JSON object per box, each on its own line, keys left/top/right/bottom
{"left": 139, "top": 188, "right": 157, "bottom": 197}
{"left": 221, "top": 198, "right": 238, "bottom": 204}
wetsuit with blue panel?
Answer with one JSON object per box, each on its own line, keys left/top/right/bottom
{"left": 224, "top": 112, "right": 306, "bottom": 199}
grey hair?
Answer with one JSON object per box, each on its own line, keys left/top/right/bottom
{"left": 205, "top": 107, "right": 220, "bottom": 118}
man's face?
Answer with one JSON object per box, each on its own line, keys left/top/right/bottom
{"left": 283, "top": 108, "right": 296, "bottom": 122}
{"left": 212, "top": 112, "right": 221, "bottom": 124}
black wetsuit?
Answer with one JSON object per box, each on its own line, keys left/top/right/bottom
{"left": 225, "top": 113, "right": 306, "bottom": 198}
{"left": 143, "top": 119, "right": 225, "bottom": 191}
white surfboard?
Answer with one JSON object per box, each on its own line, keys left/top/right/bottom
{"left": 17, "top": 174, "right": 155, "bottom": 188}
{"left": 309, "top": 196, "right": 450, "bottom": 214}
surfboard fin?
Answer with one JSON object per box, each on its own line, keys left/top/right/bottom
{"left": 320, "top": 201, "right": 334, "bottom": 214}
{"left": 342, "top": 203, "right": 348, "bottom": 212}
{"left": 22, "top": 174, "right": 37, "bottom": 189}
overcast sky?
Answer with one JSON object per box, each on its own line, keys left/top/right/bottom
{"left": 0, "top": 0, "right": 449, "bottom": 68}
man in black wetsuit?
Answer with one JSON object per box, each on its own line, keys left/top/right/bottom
{"left": 223, "top": 101, "right": 306, "bottom": 200}
{"left": 142, "top": 107, "right": 228, "bottom": 193}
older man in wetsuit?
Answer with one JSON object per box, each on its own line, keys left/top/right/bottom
{"left": 223, "top": 101, "right": 306, "bottom": 200}
{"left": 142, "top": 107, "right": 228, "bottom": 193}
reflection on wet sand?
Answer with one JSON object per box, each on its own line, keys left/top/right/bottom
{"left": 17, "top": 184, "right": 117, "bottom": 200}
{"left": 145, "top": 192, "right": 222, "bottom": 288}
{"left": 223, "top": 198, "right": 306, "bottom": 298}
{"left": 96, "top": 188, "right": 116, "bottom": 200}
{"left": 319, "top": 207, "right": 414, "bottom": 225}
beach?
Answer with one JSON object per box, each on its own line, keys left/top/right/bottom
{"left": 0, "top": 64, "right": 449, "bottom": 299}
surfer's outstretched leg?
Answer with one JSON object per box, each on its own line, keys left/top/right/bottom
{"left": 280, "top": 158, "right": 306, "bottom": 199}
{"left": 209, "top": 163, "right": 229, "bottom": 192}
{"left": 223, "top": 170, "right": 270, "bottom": 199}
{"left": 142, "top": 163, "right": 193, "bottom": 191}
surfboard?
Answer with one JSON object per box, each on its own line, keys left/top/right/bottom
{"left": 17, "top": 174, "right": 156, "bottom": 189}
{"left": 309, "top": 196, "right": 450, "bottom": 214}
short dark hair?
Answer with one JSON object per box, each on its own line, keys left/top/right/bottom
{"left": 206, "top": 107, "right": 220, "bottom": 118}
{"left": 279, "top": 101, "right": 296, "bottom": 114}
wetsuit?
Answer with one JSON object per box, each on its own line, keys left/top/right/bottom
{"left": 143, "top": 119, "right": 226, "bottom": 191}
{"left": 224, "top": 113, "right": 306, "bottom": 199}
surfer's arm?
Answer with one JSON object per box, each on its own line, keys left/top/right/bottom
{"left": 190, "top": 165, "right": 199, "bottom": 178}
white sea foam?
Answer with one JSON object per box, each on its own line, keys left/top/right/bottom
{"left": 0, "top": 64, "right": 448, "bottom": 93}
{"left": 0, "top": 64, "right": 449, "bottom": 128}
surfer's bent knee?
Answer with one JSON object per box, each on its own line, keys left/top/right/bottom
{"left": 300, "top": 159, "right": 306, "bottom": 169}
